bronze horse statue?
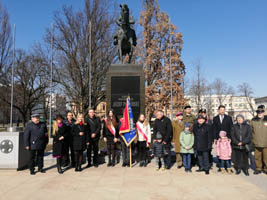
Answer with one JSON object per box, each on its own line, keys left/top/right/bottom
{"left": 114, "top": 4, "right": 137, "bottom": 64}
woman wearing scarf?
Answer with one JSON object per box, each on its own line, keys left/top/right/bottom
{"left": 103, "top": 110, "right": 120, "bottom": 167}
{"left": 136, "top": 114, "right": 151, "bottom": 167}
{"left": 231, "top": 114, "right": 252, "bottom": 176}
{"left": 52, "top": 114, "right": 67, "bottom": 174}
{"left": 72, "top": 113, "right": 91, "bottom": 172}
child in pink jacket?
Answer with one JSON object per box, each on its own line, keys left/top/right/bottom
{"left": 216, "top": 131, "right": 232, "bottom": 174}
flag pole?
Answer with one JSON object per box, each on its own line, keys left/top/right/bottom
{"left": 10, "top": 24, "right": 16, "bottom": 129}
{"left": 129, "top": 143, "right": 132, "bottom": 168}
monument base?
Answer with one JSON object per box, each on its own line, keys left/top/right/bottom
{"left": 106, "top": 64, "right": 145, "bottom": 121}
{"left": 0, "top": 131, "right": 28, "bottom": 170}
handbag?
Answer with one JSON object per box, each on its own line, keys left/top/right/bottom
{"left": 245, "top": 142, "right": 254, "bottom": 152}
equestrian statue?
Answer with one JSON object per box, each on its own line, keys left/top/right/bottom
{"left": 114, "top": 4, "right": 137, "bottom": 64}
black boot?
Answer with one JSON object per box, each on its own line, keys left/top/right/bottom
{"left": 107, "top": 154, "right": 112, "bottom": 167}
{"left": 196, "top": 168, "right": 204, "bottom": 172}
{"left": 112, "top": 154, "right": 116, "bottom": 167}
{"left": 253, "top": 170, "right": 261, "bottom": 175}
{"left": 75, "top": 162, "right": 79, "bottom": 172}
{"left": 235, "top": 169, "right": 241, "bottom": 175}
{"left": 112, "top": 160, "right": 115, "bottom": 167}
{"left": 30, "top": 168, "right": 35, "bottom": 175}
{"left": 143, "top": 160, "right": 147, "bottom": 167}
{"left": 57, "top": 158, "right": 63, "bottom": 174}
{"left": 38, "top": 168, "right": 46, "bottom": 173}
{"left": 243, "top": 169, "right": 249, "bottom": 176}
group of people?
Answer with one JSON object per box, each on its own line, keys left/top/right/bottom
{"left": 170, "top": 104, "right": 267, "bottom": 176}
{"left": 23, "top": 108, "right": 152, "bottom": 175}
{"left": 23, "top": 104, "right": 267, "bottom": 177}
{"left": 24, "top": 109, "right": 102, "bottom": 174}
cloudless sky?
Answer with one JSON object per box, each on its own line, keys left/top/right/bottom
{"left": 2, "top": 0, "right": 267, "bottom": 97}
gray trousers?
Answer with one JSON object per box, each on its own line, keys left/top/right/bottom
{"left": 155, "top": 157, "right": 166, "bottom": 168}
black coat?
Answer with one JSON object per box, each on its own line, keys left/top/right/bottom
{"left": 24, "top": 122, "right": 49, "bottom": 150}
{"left": 86, "top": 116, "right": 101, "bottom": 142}
{"left": 231, "top": 122, "right": 252, "bottom": 150}
{"left": 213, "top": 114, "right": 233, "bottom": 140}
{"left": 52, "top": 124, "right": 68, "bottom": 156}
{"left": 63, "top": 119, "right": 75, "bottom": 145}
{"left": 153, "top": 116, "right": 173, "bottom": 144}
{"left": 193, "top": 123, "right": 213, "bottom": 152}
{"left": 153, "top": 141, "right": 166, "bottom": 158}
{"left": 103, "top": 123, "right": 120, "bottom": 145}
{"left": 71, "top": 123, "right": 91, "bottom": 151}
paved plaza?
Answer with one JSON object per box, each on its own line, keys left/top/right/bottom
{"left": 0, "top": 152, "right": 267, "bottom": 200}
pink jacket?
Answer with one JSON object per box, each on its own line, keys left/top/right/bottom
{"left": 216, "top": 138, "right": 232, "bottom": 160}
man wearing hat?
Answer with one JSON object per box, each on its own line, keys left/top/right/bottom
{"left": 153, "top": 110, "right": 173, "bottom": 169}
{"left": 24, "top": 113, "right": 49, "bottom": 175}
{"left": 172, "top": 112, "right": 184, "bottom": 168}
{"left": 199, "top": 109, "right": 213, "bottom": 168}
{"left": 251, "top": 105, "right": 267, "bottom": 175}
{"left": 183, "top": 105, "right": 196, "bottom": 129}
{"left": 193, "top": 114, "right": 213, "bottom": 175}
{"left": 199, "top": 109, "right": 212, "bottom": 125}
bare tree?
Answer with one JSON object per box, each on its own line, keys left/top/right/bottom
{"left": 0, "top": 2, "right": 12, "bottom": 125}
{"left": 45, "top": 0, "right": 117, "bottom": 115}
{"left": 210, "top": 78, "right": 234, "bottom": 105}
{"left": 238, "top": 82, "right": 255, "bottom": 116}
{"left": 188, "top": 59, "right": 210, "bottom": 112}
{"left": 0, "top": 1, "right": 12, "bottom": 83}
{"left": 0, "top": 49, "right": 49, "bottom": 126}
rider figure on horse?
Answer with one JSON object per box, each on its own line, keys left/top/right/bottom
{"left": 114, "top": 4, "right": 137, "bottom": 64}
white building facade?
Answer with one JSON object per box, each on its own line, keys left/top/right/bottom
{"left": 254, "top": 96, "right": 267, "bottom": 112}
{"left": 185, "top": 94, "right": 256, "bottom": 120}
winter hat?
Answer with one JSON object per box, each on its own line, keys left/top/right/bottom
{"left": 197, "top": 114, "right": 206, "bottom": 120}
{"left": 155, "top": 132, "right": 162, "bottom": 139}
{"left": 219, "top": 131, "right": 227, "bottom": 138}
{"left": 198, "top": 109, "right": 207, "bottom": 114}
{"left": 236, "top": 114, "right": 244, "bottom": 121}
{"left": 176, "top": 112, "right": 183, "bottom": 117}
{"left": 256, "top": 105, "right": 265, "bottom": 114}
{"left": 184, "top": 122, "right": 190, "bottom": 128}
{"left": 31, "top": 113, "right": 40, "bottom": 118}
{"left": 184, "top": 105, "right": 191, "bottom": 110}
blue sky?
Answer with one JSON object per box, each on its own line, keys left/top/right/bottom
{"left": 2, "top": 0, "right": 267, "bottom": 97}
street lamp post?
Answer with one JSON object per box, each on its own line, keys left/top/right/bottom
{"left": 49, "top": 24, "right": 54, "bottom": 136}
{"left": 169, "top": 19, "right": 173, "bottom": 120}
{"left": 88, "top": 21, "right": 92, "bottom": 109}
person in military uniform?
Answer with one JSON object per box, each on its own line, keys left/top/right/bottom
{"left": 24, "top": 113, "right": 49, "bottom": 175}
{"left": 251, "top": 105, "right": 267, "bottom": 175}
{"left": 183, "top": 106, "right": 197, "bottom": 167}
{"left": 183, "top": 105, "right": 196, "bottom": 129}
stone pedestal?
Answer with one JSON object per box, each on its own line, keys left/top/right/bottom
{"left": 0, "top": 131, "right": 28, "bottom": 169}
{"left": 106, "top": 64, "right": 145, "bottom": 121}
